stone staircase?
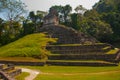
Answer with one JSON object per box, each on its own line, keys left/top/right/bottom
{"left": 46, "top": 43, "right": 113, "bottom": 54}
{"left": 46, "top": 43, "right": 119, "bottom": 66}
{"left": 0, "top": 64, "right": 21, "bottom": 80}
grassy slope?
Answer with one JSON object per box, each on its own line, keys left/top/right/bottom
{"left": 0, "top": 33, "right": 56, "bottom": 57}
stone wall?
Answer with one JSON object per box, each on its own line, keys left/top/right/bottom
{"left": 46, "top": 61, "right": 118, "bottom": 66}
{"left": 9, "top": 69, "right": 22, "bottom": 77}
{"left": 0, "top": 61, "right": 45, "bottom": 66}
{"left": 0, "top": 71, "right": 14, "bottom": 80}
{"left": 48, "top": 54, "right": 117, "bottom": 62}
{"left": 0, "top": 64, "right": 21, "bottom": 80}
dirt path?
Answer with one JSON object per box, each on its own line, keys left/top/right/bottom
{"left": 22, "top": 68, "right": 40, "bottom": 80}
{"left": 41, "top": 70, "right": 120, "bottom": 76}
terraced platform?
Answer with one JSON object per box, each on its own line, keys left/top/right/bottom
{"left": 0, "top": 64, "right": 21, "bottom": 80}
{"left": 46, "top": 43, "right": 114, "bottom": 54}
{"left": 46, "top": 43, "right": 119, "bottom": 66}
{"left": 46, "top": 60, "right": 118, "bottom": 66}
{"left": 48, "top": 54, "right": 117, "bottom": 61}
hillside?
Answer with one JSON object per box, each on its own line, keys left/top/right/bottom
{"left": 0, "top": 33, "right": 56, "bottom": 58}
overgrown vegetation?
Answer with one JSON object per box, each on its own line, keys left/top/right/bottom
{"left": 93, "top": 0, "right": 120, "bottom": 43}
{"left": 0, "top": 33, "right": 56, "bottom": 58}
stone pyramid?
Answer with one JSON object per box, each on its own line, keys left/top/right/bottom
{"left": 40, "top": 24, "right": 98, "bottom": 44}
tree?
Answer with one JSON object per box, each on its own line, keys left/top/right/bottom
{"left": 0, "top": 0, "right": 27, "bottom": 46}
{"left": 93, "top": 0, "right": 120, "bottom": 42}
{"left": 23, "top": 20, "right": 35, "bottom": 35}
{"left": 28, "top": 11, "right": 45, "bottom": 32}
{"left": 36, "top": 10, "right": 46, "bottom": 23}
{"left": 50, "top": 5, "right": 63, "bottom": 23}
{"left": 50, "top": 5, "right": 72, "bottom": 23}
{"left": 84, "top": 10, "right": 100, "bottom": 20}
{"left": 0, "top": 0, "right": 7, "bottom": 11}
{"left": 0, "top": 0, "right": 27, "bottom": 21}
{"left": 93, "top": 0, "right": 120, "bottom": 13}
{"left": 0, "top": 0, "right": 27, "bottom": 39}
{"left": 75, "top": 5, "right": 87, "bottom": 14}
{"left": 70, "top": 9, "right": 113, "bottom": 42}
{"left": 50, "top": 5, "right": 62, "bottom": 15}
{"left": 62, "top": 5, "right": 72, "bottom": 23}
{"left": 86, "top": 20, "right": 113, "bottom": 41}
{"left": 93, "top": 0, "right": 113, "bottom": 13}
{"left": 101, "top": 12, "right": 120, "bottom": 41}
{"left": 70, "top": 13, "right": 78, "bottom": 29}
{"left": 82, "top": 10, "right": 113, "bottom": 42}
{"left": 0, "top": 18, "right": 4, "bottom": 45}
{"left": 29, "top": 11, "right": 36, "bottom": 22}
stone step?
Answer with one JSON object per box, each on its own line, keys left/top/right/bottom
{"left": 8, "top": 69, "right": 22, "bottom": 77}
{"left": 0, "top": 64, "right": 21, "bottom": 80}
{"left": 46, "top": 44, "right": 113, "bottom": 54}
{"left": 2, "top": 66, "right": 14, "bottom": 72}
{"left": 48, "top": 54, "right": 117, "bottom": 61}
{"left": 46, "top": 60, "right": 118, "bottom": 66}
{"left": 49, "top": 50, "right": 108, "bottom": 54}
{"left": 0, "top": 71, "right": 15, "bottom": 80}
{"left": 0, "top": 64, "right": 5, "bottom": 70}
{"left": 46, "top": 43, "right": 113, "bottom": 51}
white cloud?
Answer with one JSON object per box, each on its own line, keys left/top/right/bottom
{"left": 22, "top": 0, "right": 99, "bottom": 12}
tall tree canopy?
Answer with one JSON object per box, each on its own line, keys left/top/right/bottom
{"left": 0, "top": 0, "right": 27, "bottom": 46}
{"left": 50, "top": 5, "right": 72, "bottom": 23}
{"left": 0, "top": 0, "right": 27, "bottom": 21}
{"left": 75, "top": 5, "right": 87, "bottom": 14}
{"left": 93, "top": 0, "right": 120, "bottom": 13}
{"left": 93, "top": 0, "right": 120, "bottom": 42}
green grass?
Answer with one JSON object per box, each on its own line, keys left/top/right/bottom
{"left": 21, "top": 65, "right": 120, "bottom": 73}
{"left": 15, "top": 72, "right": 30, "bottom": 80}
{"left": 0, "top": 33, "right": 56, "bottom": 57}
{"left": 106, "top": 48, "right": 119, "bottom": 54}
{"left": 19, "top": 65, "right": 120, "bottom": 80}
{"left": 102, "top": 46, "right": 111, "bottom": 50}
{"left": 0, "top": 57, "right": 43, "bottom": 62}
{"left": 34, "top": 73, "right": 120, "bottom": 80}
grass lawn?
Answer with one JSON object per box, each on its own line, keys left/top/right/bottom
{"left": 19, "top": 65, "right": 120, "bottom": 80}
{"left": 15, "top": 72, "right": 30, "bottom": 80}
{"left": 35, "top": 73, "right": 120, "bottom": 80}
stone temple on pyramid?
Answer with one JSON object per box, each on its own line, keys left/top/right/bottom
{"left": 39, "top": 8, "right": 120, "bottom": 66}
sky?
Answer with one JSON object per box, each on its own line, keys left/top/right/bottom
{"left": 0, "top": 0, "right": 100, "bottom": 19}
{"left": 22, "top": 0, "right": 100, "bottom": 12}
